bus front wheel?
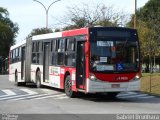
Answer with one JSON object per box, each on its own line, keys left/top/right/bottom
{"left": 64, "top": 75, "right": 75, "bottom": 98}
{"left": 36, "top": 71, "right": 41, "bottom": 88}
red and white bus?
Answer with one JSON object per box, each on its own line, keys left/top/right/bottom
{"left": 9, "top": 27, "right": 141, "bottom": 97}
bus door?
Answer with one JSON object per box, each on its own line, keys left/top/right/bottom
{"left": 76, "top": 41, "right": 86, "bottom": 89}
{"left": 43, "top": 42, "right": 50, "bottom": 82}
{"left": 21, "top": 46, "right": 25, "bottom": 79}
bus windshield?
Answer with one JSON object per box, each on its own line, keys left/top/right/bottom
{"left": 90, "top": 39, "right": 140, "bottom": 72}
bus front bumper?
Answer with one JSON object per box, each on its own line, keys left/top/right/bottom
{"left": 86, "top": 79, "right": 140, "bottom": 93}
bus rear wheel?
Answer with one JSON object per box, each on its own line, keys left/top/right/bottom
{"left": 36, "top": 71, "right": 41, "bottom": 88}
{"left": 65, "top": 75, "right": 75, "bottom": 98}
{"left": 15, "top": 72, "right": 20, "bottom": 86}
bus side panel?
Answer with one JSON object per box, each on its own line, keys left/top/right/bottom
{"left": 48, "top": 66, "right": 76, "bottom": 91}
{"left": 9, "top": 63, "right": 14, "bottom": 82}
{"left": 30, "top": 64, "right": 43, "bottom": 83}
{"left": 17, "top": 62, "right": 22, "bottom": 82}
{"left": 9, "top": 62, "right": 22, "bottom": 82}
{"left": 59, "top": 67, "right": 76, "bottom": 91}
{"left": 49, "top": 66, "right": 61, "bottom": 88}
{"left": 71, "top": 69, "right": 76, "bottom": 91}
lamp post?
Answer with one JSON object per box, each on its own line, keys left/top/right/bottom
{"left": 33, "top": 0, "right": 61, "bottom": 29}
{"left": 134, "top": 0, "right": 137, "bottom": 29}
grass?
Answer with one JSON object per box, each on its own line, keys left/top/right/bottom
{"left": 141, "top": 73, "right": 160, "bottom": 95}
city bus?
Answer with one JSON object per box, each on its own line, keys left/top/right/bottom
{"left": 9, "top": 27, "right": 141, "bottom": 97}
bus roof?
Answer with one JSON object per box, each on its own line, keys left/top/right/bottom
{"left": 32, "top": 32, "right": 62, "bottom": 41}
{"left": 62, "top": 27, "right": 88, "bottom": 37}
{"left": 10, "top": 40, "right": 26, "bottom": 50}
{"left": 10, "top": 27, "right": 136, "bottom": 50}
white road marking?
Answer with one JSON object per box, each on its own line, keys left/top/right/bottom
{"left": 0, "top": 89, "right": 155, "bottom": 101}
{"left": 0, "top": 94, "right": 35, "bottom": 101}
{"left": 40, "top": 88, "right": 59, "bottom": 94}
{"left": 9, "top": 93, "right": 50, "bottom": 101}
{"left": 2, "top": 89, "right": 16, "bottom": 95}
{"left": 0, "top": 94, "right": 14, "bottom": 98}
{"left": 54, "top": 96, "right": 69, "bottom": 99}
{"left": 20, "top": 88, "right": 38, "bottom": 95}
{"left": 0, "top": 88, "right": 68, "bottom": 101}
{"left": 33, "top": 93, "right": 66, "bottom": 100}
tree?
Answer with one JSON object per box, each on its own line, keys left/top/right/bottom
{"left": 127, "top": 0, "right": 160, "bottom": 72}
{"left": 0, "top": 7, "right": 19, "bottom": 59}
{"left": 26, "top": 27, "right": 53, "bottom": 38}
{"left": 55, "top": 3, "right": 127, "bottom": 30}
{"left": 138, "top": 0, "right": 160, "bottom": 71}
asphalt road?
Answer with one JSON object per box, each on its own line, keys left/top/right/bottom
{"left": 0, "top": 75, "right": 160, "bottom": 119}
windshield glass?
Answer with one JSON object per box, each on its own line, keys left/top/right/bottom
{"left": 90, "top": 40, "right": 140, "bottom": 72}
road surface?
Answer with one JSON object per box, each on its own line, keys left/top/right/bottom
{"left": 0, "top": 75, "right": 159, "bottom": 119}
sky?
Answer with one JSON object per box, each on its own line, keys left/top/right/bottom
{"left": 1, "top": 0, "right": 149, "bottom": 43}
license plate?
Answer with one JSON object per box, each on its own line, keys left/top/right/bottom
{"left": 112, "top": 84, "right": 120, "bottom": 88}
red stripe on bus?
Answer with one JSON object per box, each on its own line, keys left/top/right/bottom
{"left": 93, "top": 72, "right": 140, "bottom": 82}
{"left": 62, "top": 28, "right": 88, "bottom": 37}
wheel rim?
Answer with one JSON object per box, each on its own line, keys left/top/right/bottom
{"left": 36, "top": 72, "right": 41, "bottom": 88}
{"left": 37, "top": 79, "right": 40, "bottom": 88}
{"left": 15, "top": 73, "right": 18, "bottom": 84}
{"left": 65, "top": 77, "right": 72, "bottom": 96}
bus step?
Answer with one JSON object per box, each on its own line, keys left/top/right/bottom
{"left": 77, "top": 89, "right": 85, "bottom": 93}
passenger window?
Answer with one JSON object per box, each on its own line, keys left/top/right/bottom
{"left": 67, "top": 38, "right": 75, "bottom": 51}
{"left": 65, "top": 38, "right": 76, "bottom": 67}
{"left": 58, "top": 39, "right": 65, "bottom": 52}
{"left": 51, "top": 40, "right": 57, "bottom": 52}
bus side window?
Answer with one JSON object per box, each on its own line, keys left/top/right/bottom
{"left": 32, "top": 41, "right": 38, "bottom": 64}
{"left": 57, "top": 39, "right": 65, "bottom": 65}
{"left": 51, "top": 41, "right": 53, "bottom": 52}
{"left": 32, "top": 53, "right": 37, "bottom": 63}
{"left": 65, "top": 38, "right": 76, "bottom": 66}
{"left": 32, "top": 42, "right": 35, "bottom": 63}
{"left": 36, "top": 42, "right": 40, "bottom": 64}
{"left": 51, "top": 40, "right": 56, "bottom": 52}
{"left": 58, "top": 39, "right": 65, "bottom": 52}
{"left": 10, "top": 51, "right": 12, "bottom": 64}
{"left": 15, "top": 49, "right": 17, "bottom": 62}
{"left": 19, "top": 47, "right": 21, "bottom": 61}
{"left": 41, "top": 42, "right": 43, "bottom": 51}
{"left": 13, "top": 49, "right": 15, "bottom": 63}
{"left": 12, "top": 50, "right": 14, "bottom": 63}
{"left": 17, "top": 47, "right": 21, "bottom": 62}
{"left": 51, "top": 40, "right": 58, "bottom": 65}
{"left": 36, "top": 42, "right": 39, "bottom": 52}
{"left": 32, "top": 42, "right": 35, "bottom": 52}
{"left": 67, "top": 38, "right": 75, "bottom": 51}
{"left": 38, "top": 41, "right": 43, "bottom": 64}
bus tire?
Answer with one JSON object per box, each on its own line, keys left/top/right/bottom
{"left": 36, "top": 71, "right": 41, "bottom": 88}
{"left": 64, "top": 75, "right": 75, "bottom": 98}
{"left": 15, "top": 72, "right": 20, "bottom": 86}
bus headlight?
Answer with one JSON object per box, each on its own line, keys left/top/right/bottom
{"left": 89, "top": 73, "right": 97, "bottom": 80}
{"left": 135, "top": 75, "right": 140, "bottom": 79}
{"left": 131, "top": 74, "right": 141, "bottom": 81}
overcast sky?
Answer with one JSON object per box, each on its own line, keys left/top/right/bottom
{"left": 1, "top": 0, "right": 149, "bottom": 43}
